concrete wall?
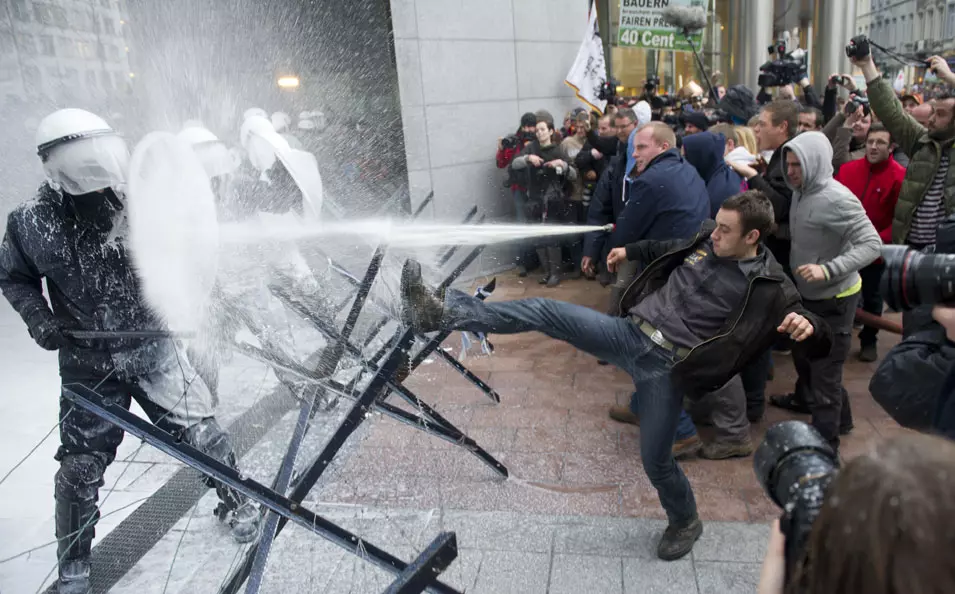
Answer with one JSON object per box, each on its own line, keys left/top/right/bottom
{"left": 390, "top": 0, "right": 590, "bottom": 275}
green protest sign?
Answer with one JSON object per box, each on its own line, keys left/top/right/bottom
{"left": 617, "top": 0, "right": 705, "bottom": 52}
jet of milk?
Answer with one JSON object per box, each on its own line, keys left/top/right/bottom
{"left": 218, "top": 218, "right": 615, "bottom": 248}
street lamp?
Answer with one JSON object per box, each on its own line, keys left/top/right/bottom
{"left": 277, "top": 75, "right": 300, "bottom": 89}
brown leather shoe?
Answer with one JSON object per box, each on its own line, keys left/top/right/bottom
{"left": 672, "top": 435, "right": 702, "bottom": 459}
{"left": 608, "top": 404, "right": 640, "bottom": 425}
{"left": 700, "top": 439, "right": 754, "bottom": 460}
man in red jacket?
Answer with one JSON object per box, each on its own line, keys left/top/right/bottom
{"left": 498, "top": 112, "right": 539, "bottom": 275}
{"left": 834, "top": 123, "right": 905, "bottom": 362}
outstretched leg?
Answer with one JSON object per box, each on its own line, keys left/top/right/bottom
{"left": 401, "top": 261, "right": 649, "bottom": 370}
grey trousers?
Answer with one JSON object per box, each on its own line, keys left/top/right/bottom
{"left": 686, "top": 374, "right": 750, "bottom": 443}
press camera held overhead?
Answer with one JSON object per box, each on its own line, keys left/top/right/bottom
{"left": 758, "top": 32, "right": 807, "bottom": 88}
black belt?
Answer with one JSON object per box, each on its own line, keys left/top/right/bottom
{"left": 630, "top": 317, "right": 691, "bottom": 360}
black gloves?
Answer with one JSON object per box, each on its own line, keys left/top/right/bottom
{"left": 28, "top": 318, "right": 72, "bottom": 351}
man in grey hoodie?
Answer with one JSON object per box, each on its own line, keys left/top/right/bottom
{"left": 782, "top": 131, "right": 882, "bottom": 450}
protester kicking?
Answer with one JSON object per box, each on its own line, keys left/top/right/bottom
{"left": 400, "top": 190, "right": 831, "bottom": 560}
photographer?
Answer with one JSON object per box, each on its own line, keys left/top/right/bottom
{"left": 758, "top": 432, "right": 955, "bottom": 594}
{"left": 497, "top": 112, "right": 538, "bottom": 275}
{"left": 510, "top": 119, "right": 578, "bottom": 287}
{"left": 929, "top": 305, "right": 955, "bottom": 439}
{"left": 820, "top": 75, "right": 871, "bottom": 172}
{"left": 850, "top": 46, "right": 955, "bottom": 248}
{"left": 574, "top": 114, "right": 615, "bottom": 183}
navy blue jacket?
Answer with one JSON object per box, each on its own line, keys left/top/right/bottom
{"left": 583, "top": 149, "right": 627, "bottom": 260}
{"left": 682, "top": 132, "right": 744, "bottom": 217}
{"left": 609, "top": 148, "right": 710, "bottom": 249}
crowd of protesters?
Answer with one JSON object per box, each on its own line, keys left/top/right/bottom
{"left": 489, "top": 49, "right": 955, "bottom": 579}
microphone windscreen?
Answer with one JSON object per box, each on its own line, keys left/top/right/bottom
{"left": 661, "top": 5, "right": 708, "bottom": 31}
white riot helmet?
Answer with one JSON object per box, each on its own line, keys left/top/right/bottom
{"left": 177, "top": 126, "right": 238, "bottom": 179}
{"left": 271, "top": 111, "right": 291, "bottom": 133}
{"left": 35, "top": 108, "right": 129, "bottom": 195}
{"left": 243, "top": 107, "right": 268, "bottom": 121}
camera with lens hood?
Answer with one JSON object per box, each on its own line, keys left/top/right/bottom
{"left": 844, "top": 90, "right": 871, "bottom": 117}
{"left": 754, "top": 421, "right": 839, "bottom": 578}
{"left": 845, "top": 35, "right": 871, "bottom": 61}
{"left": 881, "top": 213, "right": 955, "bottom": 311}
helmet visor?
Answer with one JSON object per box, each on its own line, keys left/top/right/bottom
{"left": 194, "top": 141, "right": 237, "bottom": 179}
{"left": 43, "top": 134, "right": 129, "bottom": 195}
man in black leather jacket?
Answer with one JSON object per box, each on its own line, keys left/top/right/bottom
{"left": 400, "top": 190, "right": 830, "bottom": 562}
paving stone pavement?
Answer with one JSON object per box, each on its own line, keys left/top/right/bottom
{"left": 4, "top": 271, "right": 910, "bottom": 593}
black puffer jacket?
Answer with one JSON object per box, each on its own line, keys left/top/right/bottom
{"left": 0, "top": 183, "right": 171, "bottom": 377}
{"left": 869, "top": 306, "right": 955, "bottom": 431}
{"left": 620, "top": 221, "right": 832, "bottom": 398}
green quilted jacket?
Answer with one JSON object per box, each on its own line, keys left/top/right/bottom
{"left": 868, "top": 75, "right": 955, "bottom": 244}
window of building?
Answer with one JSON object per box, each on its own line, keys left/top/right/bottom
{"left": 86, "top": 70, "right": 97, "bottom": 90}
{"left": 58, "top": 37, "right": 74, "bottom": 58}
{"left": 45, "top": 66, "right": 59, "bottom": 79}
{"left": 112, "top": 71, "right": 125, "bottom": 89}
{"left": 63, "top": 68, "right": 77, "bottom": 85}
{"left": 948, "top": 4, "right": 955, "bottom": 38}
{"left": 0, "top": 33, "right": 13, "bottom": 54}
{"left": 39, "top": 35, "right": 55, "bottom": 56}
{"left": 100, "top": 70, "right": 112, "bottom": 89}
{"left": 23, "top": 65, "right": 41, "bottom": 95}
{"left": 16, "top": 34, "right": 36, "bottom": 55}
{"left": 34, "top": 4, "right": 52, "bottom": 26}
{"left": 51, "top": 6, "right": 67, "bottom": 28}
{"left": 101, "top": 17, "right": 114, "bottom": 36}
{"left": 107, "top": 43, "right": 118, "bottom": 60}
{"left": 12, "top": 0, "right": 30, "bottom": 22}
{"left": 96, "top": 42, "right": 106, "bottom": 59}
{"left": 76, "top": 40, "right": 93, "bottom": 59}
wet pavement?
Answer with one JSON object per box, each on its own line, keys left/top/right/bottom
{"left": 327, "top": 271, "right": 908, "bottom": 525}
{"left": 2, "top": 270, "right": 910, "bottom": 593}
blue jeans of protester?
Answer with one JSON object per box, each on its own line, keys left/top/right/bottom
{"left": 628, "top": 392, "right": 697, "bottom": 440}
{"left": 444, "top": 291, "right": 698, "bottom": 524}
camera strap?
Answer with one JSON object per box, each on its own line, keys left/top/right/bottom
{"left": 868, "top": 38, "right": 930, "bottom": 68}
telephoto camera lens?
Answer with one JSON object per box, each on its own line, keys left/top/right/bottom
{"left": 881, "top": 245, "right": 955, "bottom": 311}
{"left": 754, "top": 421, "right": 838, "bottom": 577}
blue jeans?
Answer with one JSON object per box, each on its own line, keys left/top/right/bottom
{"left": 628, "top": 392, "right": 697, "bottom": 441}
{"left": 444, "top": 291, "right": 698, "bottom": 524}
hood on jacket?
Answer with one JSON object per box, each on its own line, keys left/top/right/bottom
{"left": 634, "top": 101, "right": 652, "bottom": 128}
{"left": 625, "top": 126, "right": 639, "bottom": 178}
{"left": 782, "top": 131, "right": 834, "bottom": 196}
{"left": 682, "top": 132, "right": 726, "bottom": 181}
{"left": 725, "top": 146, "right": 757, "bottom": 165}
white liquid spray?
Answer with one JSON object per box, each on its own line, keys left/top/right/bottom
{"left": 218, "top": 218, "right": 614, "bottom": 248}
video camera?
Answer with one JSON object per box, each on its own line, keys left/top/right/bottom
{"left": 881, "top": 213, "right": 955, "bottom": 311}
{"left": 758, "top": 32, "right": 807, "bottom": 88}
{"left": 643, "top": 75, "right": 679, "bottom": 110}
{"left": 598, "top": 78, "right": 620, "bottom": 103}
{"left": 501, "top": 135, "right": 522, "bottom": 150}
{"left": 754, "top": 421, "right": 839, "bottom": 579}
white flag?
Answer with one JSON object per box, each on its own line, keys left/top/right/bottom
{"left": 893, "top": 71, "right": 906, "bottom": 93}
{"left": 564, "top": 1, "right": 608, "bottom": 113}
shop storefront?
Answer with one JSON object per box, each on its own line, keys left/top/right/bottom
{"left": 595, "top": 0, "right": 730, "bottom": 97}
